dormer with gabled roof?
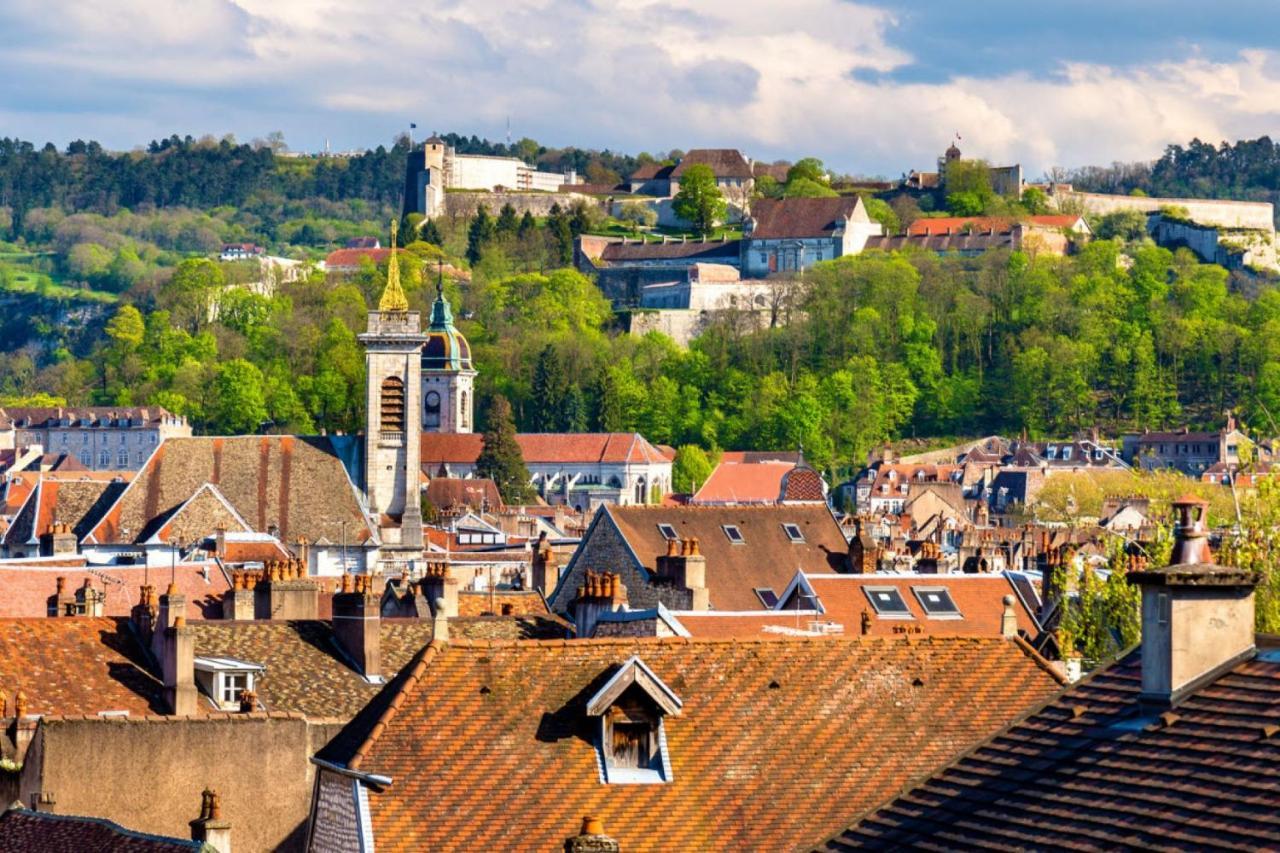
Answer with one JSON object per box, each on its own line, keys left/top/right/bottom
{"left": 587, "top": 655, "right": 682, "bottom": 784}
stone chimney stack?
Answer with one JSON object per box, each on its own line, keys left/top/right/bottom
{"left": 214, "top": 526, "right": 227, "bottom": 559}
{"left": 655, "top": 538, "right": 708, "bottom": 609}
{"left": 222, "top": 572, "right": 256, "bottom": 621}
{"left": 42, "top": 521, "right": 78, "bottom": 556}
{"left": 189, "top": 788, "right": 232, "bottom": 853}
{"left": 1001, "top": 594, "right": 1018, "bottom": 638}
{"left": 1131, "top": 495, "right": 1258, "bottom": 706}
{"left": 162, "top": 616, "right": 197, "bottom": 716}
{"left": 48, "top": 576, "right": 76, "bottom": 617}
{"left": 332, "top": 576, "right": 381, "bottom": 680}
{"left": 572, "top": 570, "right": 628, "bottom": 638}
{"left": 565, "top": 816, "right": 619, "bottom": 853}
{"left": 532, "top": 532, "right": 559, "bottom": 594}
{"left": 78, "top": 579, "right": 103, "bottom": 617}
{"left": 253, "top": 561, "right": 319, "bottom": 619}
{"left": 420, "top": 562, "right": 458, "bottom": 619}
{"left": 131, "top": 585, "right": 158, "bottom": 645}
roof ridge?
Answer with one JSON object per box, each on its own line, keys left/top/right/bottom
{"left": 348, "top": 639, "right": 445, "bottom": 770}
{"left": 437, "top": 634, "right": 1007, "bottom": 650}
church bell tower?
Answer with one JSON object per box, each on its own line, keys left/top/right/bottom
{"left": 359, "top": 220, "right": 427, "bottom": 547}
{"left": 421, "top": 261, "right": 476, "bottom": 434}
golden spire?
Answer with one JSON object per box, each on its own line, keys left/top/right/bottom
{"left": 378, "top": 218, "right": 410, "bottom": 312}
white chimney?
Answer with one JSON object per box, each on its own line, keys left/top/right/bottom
{"left": 1132, "top": 495, "right": 1258, "bottom": 706}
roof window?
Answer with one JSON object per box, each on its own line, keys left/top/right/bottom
{"left": 754, "top": 587, "right": 779, "bottom": 608}
{"left": 722, "top": 525, "right": 745, "bottom": 544}
{"left": 863, "top": 587, "right": 912, "bottom": 618}
{"left": 912, "top": 587, "right": 961, "bottom": 619}
{"left": 587, "top": 656, "right": 681, "bottom": 784}
{"left": 781, "top": 523, "right": 805, "bottom": 543}
{"left": 657, "top": 523, "right": 678, "bottom": 540}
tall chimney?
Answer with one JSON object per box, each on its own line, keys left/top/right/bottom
{"left": 222, "top": 572, "right": 255, "bottom": 621}
{"left": 531, "top": 532, "right": 559, "bottom": 594}
{"left": 162, "top": 616, "right": 197, "bottom": 716}
{"left": 1131, "top": 495, "right": 1258, "bottom": 706}
{"left": 655, "top": 538, "right": 708, "bottom": 609}
{"left": 420, "top": 562, "right": 458, "bottom": 619}
{"left": 332, "top": 580, "right": 381, "bottom": 680}
{"left": 189, "top": 788, "right": 232, "bottom": 853}
{"left": 1001, "top": 594, "right": 1017, "bottom": 638}
{"left": 572, "top": 570, "right": 628, "bottom": 637}
{"left": 253, "top": 561, "right": 319, "bottom": 619}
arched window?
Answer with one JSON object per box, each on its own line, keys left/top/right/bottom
{"left": 634, "top": 477, "right": 646, "bottom": 504}
{"left": 380, "top": 376, "right": 406, "bottom": 431}
{"left": 424, "top": 390, "right": 441, "bottom": 429}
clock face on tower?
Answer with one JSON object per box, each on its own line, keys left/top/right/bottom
{"left": 424, "top": 391, "right": 441, "bottom": 428}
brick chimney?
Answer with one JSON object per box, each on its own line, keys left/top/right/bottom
{"left": 131, "top": 585, "right": 158, "bottom": 645}
{"left": 1131, "top": 495, "right": 1258, "bottom": 706}
{"left": 572, "top": 570, "right": 628, "bottom": 638}
{"left": 189, "top": 788, "right": 232, "bottom": 853}
{"left": 222, "top": 572, "right": 255, "bottom": 621}
{"left": 848, "top": 518, "right": 879, "bottom": 574}
{"left": 332, "top": 576, "right": 381, "bottom": 680}
{"left": 47, "top": 576, "right": 75, "bottom": 617}
{"left": 253, "top": 560, "right": 319, "bottom": 619}
{"left": 655, "top": 537, "right": 708, "bottom": 609}
{"left": 532, "top": 532, "right": 559, "bottom": 594}
{"left": 420, "top": 562, "right": 458, "bottom": 619}
{"left": 162, "top": 616, "right": 197, "bottom": 716}
{"left": 565, "top": 816, "right": 619, "bottom": 853}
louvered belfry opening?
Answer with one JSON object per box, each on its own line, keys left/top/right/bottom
{"left": 380, "top": 376, "right": 406, "bottom": 432}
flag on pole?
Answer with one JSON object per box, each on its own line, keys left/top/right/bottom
{"left": 410, "top": 122, "right": 417, "bottom": 129}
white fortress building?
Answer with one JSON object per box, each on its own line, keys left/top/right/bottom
{"left": 404, "top": 136, "right": 576, "bottom": 218}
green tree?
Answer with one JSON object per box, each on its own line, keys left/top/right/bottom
{"left": 105, "top": 304, "right": 145, "bottom": 351}
{"left": 163, "top": 258, "right": 224, "bottom": 333}
{"left": 419, "top": 218, "right": 443, "bottom": 247}
{"left": 496, "top": 203, "right": 519, "bottom": 236}
{"left": 672, "top": 164, "right": 726, "bottom": 236}
{"left": 529, "top": 345, "right": 568, "bottom": 431}
{"left": 476, "top": 395, "right": 533, "bottom": 502}
{"left": 466, "top": 205, "right": 495, "bottom": 265}
{"left": 545, "top": 204, "right": 574, "bottom": 265}
{"left": 782, "top": 177, "right": 838, "bottom": 198}
{"left": 1095, "top": 209, "right": 1149, "bottom": 241}
{"left": 672, "top": 444, "right": 715, "bottom": 494}
{"left": 618, "top": 201, "right": 657, "bottom": 233}
{"left": 208, "top": 358, "right": 268, "bottom": 434}
{"left": 1020, "top": 186, "right": 1050, "bottom": 213}
{"left": 785, "top": 158, "right": 827, "bottom": 185}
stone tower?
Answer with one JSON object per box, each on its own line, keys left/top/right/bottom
{"left": 359, "top": 220, "right": 427, "bottom": 547}
{"left": 421, "top": 262, "right": 475, "bottom": 434}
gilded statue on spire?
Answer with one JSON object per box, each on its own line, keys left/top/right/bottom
{"left": 378, "top": 218, "right": 410, "bottom": 313}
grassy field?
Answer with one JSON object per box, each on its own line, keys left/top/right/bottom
{"left": 0, "top": 252, "right": 118, "bottom": 304}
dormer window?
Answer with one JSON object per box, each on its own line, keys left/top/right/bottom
{"left": 587, "top": 656, "right": 682, "bottom": 784}
{"left": 194, "top": 656, "right": 265, "bottom": 711}
{"left": 722, "top": 525, "right": 745, "bottom": 544}
{"left": 1061, "top": 446, "right": 1073, "bottom": 461}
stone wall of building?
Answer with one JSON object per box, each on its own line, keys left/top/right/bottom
{"left": 1062, "top": 190, "right": 1275, "bottom": 231}
{"left": 442, "top": 191, "right": 595, "bottom": 221}
{"left": 19, "top": 714, "right": 344, "bottom": 853}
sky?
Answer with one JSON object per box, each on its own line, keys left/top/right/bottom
{"left": 5, "top": 1, "right": 1280, "bottom": 177}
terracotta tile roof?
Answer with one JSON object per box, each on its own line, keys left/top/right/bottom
{"left": 219, "top": 534, "right": 292, "bottom": 564}
{"left": 692, "top": 461, "right": 793, "bottom": 504}
{"left": 424, "top": 477, "right": 503, "bottom": 512}
{"left": 0, "top": 808, "right": 205, "bottom": 852}
{"left": 670, "top": 148, "right": 753, "bottom": 179}
{"left": 780, "top": 465, "right": 827, "bottom": 502}
{"left": 319, "top": 635, "right": 1062, "bottom": 851}
{"left": 831, "top": 640, "right": 1280, "bottom": 850}
{"left": 563, "top": 504, "right": 851, "bottom": 612}
{"left": 1, "top": 474, "right": 35, "bottom": 515}
{"left": 907, "top": 215, "right": 1085, "bottom": 236}
{"left": 752, "top": 161, "right": 791, "bottom": 182}
{"left": 0, "top": 560, "right": 229, "bottom": 620}
{"left": 747, "top": 196, "right": 867, "bottom": 240}
{"left": 83, "top": 436, "right": 375, "bottom": 546}
{"left": 323, "top": 247, "right": 393, "bottom": 270}
{"left": 719, "top": 450, "right": 803, "bottom": 464}
{"left": 668, "top": 610, "right": 831, "bottom": 638}
{"left": 0, "top": 617, "right": 164, "bottom": 716}
{"left": 864, "top": 233, "right": 1018, "bottom": 252}
{"left": 798, "top": 572, "right": 1040, "bottom": 638}
{"left": 456, "top": 589, "right": 551, "bottom": 617}
{"left": 1, "top": 476, "right": 128, "bottom": 547}
{"left": 598, "top": 240, "right": 740, "bottom": 263}
{"left": 420, "top": 432, "right": 670, "bottom": 466}
{"left": 628, "top": 162, "right": 674, "bottom": 182}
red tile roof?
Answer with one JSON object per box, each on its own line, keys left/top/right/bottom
{"left": 598, "top": 239, "right": 740, "bottom": 263}
{"left": 318, "top": 635, "right": 1062, "bottom": 851}
{"left": 0, "top": 617, "right": 164, "bottom": 716}
{"left": 0, "top": 406, "right": 182, "bottom": 429}
{"left": 799, "top": 573, "right": 1040, "bottom": 638}
{"left": 831, "top": 639, "right": 1280, "bottom": 849}
{"left": 0, "top": 560, "right": 229, "bottom": 620}
{"left": 747, "top": 196, "right": 866, "bottom": 239}
{"left": 421, "top": 432, "right": 670, "bottom": 466}
{"left": 907, "top": 214, "right": 1084, "bottom": 236}
{"left": 323, "top": 247, "right": 392, "bottom": 270}
{"left": 0, "top": 808, "right": 205, "bottom": 852}
{"left": 1, "top": 476, "right": 128, "bottom": 548}
{"left": 670, "top": 148, "right": 753, "bottom": 179}
{"left": 691, "top": 461, "right": 793, "bottom": 504}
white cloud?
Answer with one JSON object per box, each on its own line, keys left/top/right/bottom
{"left": 5, "top": 0, "right": 1280, "bottom": 174}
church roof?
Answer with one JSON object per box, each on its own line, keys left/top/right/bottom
{"left": 422, "top": 273, "right": 472, "bottom": 371}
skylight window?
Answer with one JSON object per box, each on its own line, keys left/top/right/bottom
{"left": 755, "top": 588, "right": 779, "bottom": 608}
{"left": 912, "top": 587, "right": 961, "bottom": 619}
{"left": 781, "top": 523, "right": 805, "bottom": 543}
{"left": 722, "top": 525, "right": 745, "bottom": 544}
{"left": 657, "top": 523, "right": 678, "bottom": 540}
{"left": 863, "top": 587, "right": 912, "bottom": 618}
